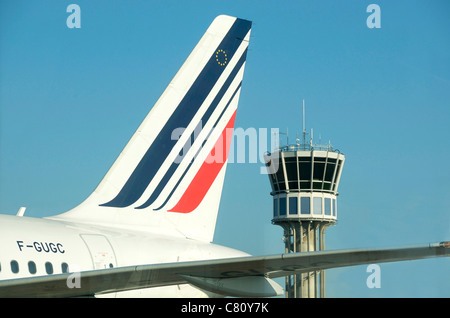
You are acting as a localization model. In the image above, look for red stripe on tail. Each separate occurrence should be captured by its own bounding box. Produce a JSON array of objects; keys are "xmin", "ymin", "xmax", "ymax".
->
[{"xmin": 168, "ymin": 111, "xmax": 237, "ymax": 213}]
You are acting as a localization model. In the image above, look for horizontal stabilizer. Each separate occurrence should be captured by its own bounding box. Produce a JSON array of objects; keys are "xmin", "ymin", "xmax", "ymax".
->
[{"xmin": 179, "ymin": 275, "xmax": 283, "ymax": 297}]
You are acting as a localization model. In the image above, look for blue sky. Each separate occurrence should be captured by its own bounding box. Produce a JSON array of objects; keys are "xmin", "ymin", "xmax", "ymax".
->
[{"xmin": 1, "ymin": 1, "xmax": 449, "ymax": 297}]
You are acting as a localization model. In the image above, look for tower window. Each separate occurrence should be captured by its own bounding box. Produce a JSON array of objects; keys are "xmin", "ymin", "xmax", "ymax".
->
[
  {"xmin": 279, "ymin": 197, "xmax": 287, "ymax": 216},
  {"xmin": 325, "ymin": 198, "xmax": 332, "ymax": 215},
  {"xmin": 325, "ymin": 162, "xmax": 336, "ymax": 182},
  {"xmin": 289, "ymin": 197, "xmax": 298, "ymax": 215},
  {"xmin": 313, "ymin": 197, "xmax": 322, "ymax": 215},
  {"xmin": 299, "ymin": 161, "xmax": 311, "ymax": 181},
  {"xmin": 301, "ymin": 197, "xmax": 310, "ymax": 214},
  {"xmin": 313, "ymin": 162, "xmax": 325, "ymax": 180},
  {"xmin": 273, "ymin": 198, "xmax": 278, "ymax": 217}
]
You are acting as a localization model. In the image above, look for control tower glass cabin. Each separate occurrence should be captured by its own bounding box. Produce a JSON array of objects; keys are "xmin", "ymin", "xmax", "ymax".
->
[{"xmin": 265, "ymin": 141, "xmax": 345, "ymax": 225}]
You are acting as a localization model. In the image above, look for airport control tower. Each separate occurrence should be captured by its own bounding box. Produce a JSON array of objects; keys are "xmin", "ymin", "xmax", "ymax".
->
[{"xmin": 265, "ymin": 102, "xmax": 345, "ymax": 298}]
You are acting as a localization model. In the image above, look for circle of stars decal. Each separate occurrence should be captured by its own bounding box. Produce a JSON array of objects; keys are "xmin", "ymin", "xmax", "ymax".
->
[{"xmin": 215, "ymin": 49, "xmax": 227, "ymax": 66}]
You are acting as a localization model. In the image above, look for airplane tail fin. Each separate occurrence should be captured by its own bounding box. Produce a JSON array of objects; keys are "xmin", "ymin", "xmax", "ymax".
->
[{"xmin": 53, "ymin": 15, "xmax": 252, "ymax": 242}]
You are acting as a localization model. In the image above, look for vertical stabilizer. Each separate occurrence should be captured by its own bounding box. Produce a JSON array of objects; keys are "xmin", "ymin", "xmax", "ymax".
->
[{"xmin": 53, "ymin": 16, "xmax": 252, "ymax": 242}]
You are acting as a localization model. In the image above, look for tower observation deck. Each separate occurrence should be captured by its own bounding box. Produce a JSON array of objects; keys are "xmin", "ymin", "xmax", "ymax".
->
[{"xmin": 264, "ymin": 103, "xmax": 345, "ymax": 298}]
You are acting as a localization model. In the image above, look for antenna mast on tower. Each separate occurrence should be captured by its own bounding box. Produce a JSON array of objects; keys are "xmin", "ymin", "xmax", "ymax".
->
[{"xmin": 302, "ymin": 99, "xmax": 306, "ymax": 145}]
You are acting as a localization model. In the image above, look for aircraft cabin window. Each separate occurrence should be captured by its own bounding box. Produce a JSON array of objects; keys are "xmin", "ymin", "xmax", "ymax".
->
[
  {"xmin": 45, "ymin": 262, "xmax": 53, "ymax": 275},
  {"xmin": 28, "ymin": 261, "xmax": 37, "ymax": 275},
  {"xmin": 10, "ymin": 260, "xmax": 19, "ymax": 274}
]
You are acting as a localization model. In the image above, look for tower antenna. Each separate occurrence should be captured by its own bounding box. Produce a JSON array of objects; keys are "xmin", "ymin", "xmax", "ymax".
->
[
  {"xmin": 302, "ymin": 99, "xmax": 306, "ymax": 145},
  {"xmin": 302, "ymin": 99, "xmax": 305, "ymax": 134}
]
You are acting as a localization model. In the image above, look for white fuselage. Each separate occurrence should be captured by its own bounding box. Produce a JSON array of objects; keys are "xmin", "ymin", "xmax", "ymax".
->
[{"xmin": 0, "ymin": 214, "xmax": 248, "ymax": 297}]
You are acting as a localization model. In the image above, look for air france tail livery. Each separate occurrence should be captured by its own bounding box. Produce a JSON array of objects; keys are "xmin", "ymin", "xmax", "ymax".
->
[{"xmin": 0, "ymin": 15, "xmax": 448, "ymax": 298}]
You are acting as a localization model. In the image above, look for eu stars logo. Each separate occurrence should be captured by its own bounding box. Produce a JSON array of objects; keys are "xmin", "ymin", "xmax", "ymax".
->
[{"xmin": 216, "ymin": 49, "xmax": 227, "ymax": 66}]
